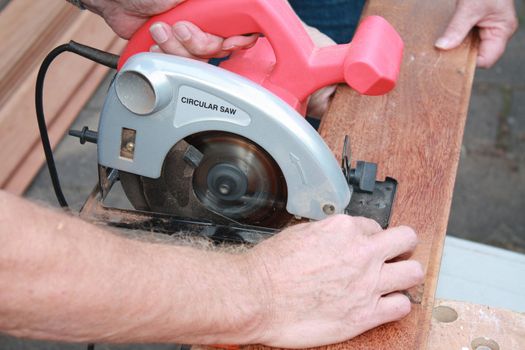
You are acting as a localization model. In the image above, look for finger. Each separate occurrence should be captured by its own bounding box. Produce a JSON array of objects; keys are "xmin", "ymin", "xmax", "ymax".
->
[
  {"xmin": 351, "ymin": 216, "xmax": 383, "ymax": 236},
  {"xmin": 313, "ymin": 215, "xmax": 382, "ymax": 238},
  {"xmin": 373, "ymin": 292, "xmax": 412, "ymax": 326},
  {"xmin": 150, "ymin": 22, "xmax": 196, "ymax": 58},
  {"xmin": 149, "ymin": 21, "xmax": 229, "ymax": 59},
  {"xmin": 477, "ymin": 21, "xmax": 516, "ymax": 68},
  {"xmin": 172, "ymin": 21, "xmax": 230, "ymax": 58},
  {"xmin": 370, "ymin": 225, "xmax": 418, "ymax": 261},
  {"xmin": 477, "ymin": 36, "xmax": 506, "ymax": 68},
  {"xmin": 222, "ymin": 34, "xmax": 260, "ymax": 51},
  {"xmin": 435, "ymin": 4, "xmax": 482, "ymax": 50},
  {"xmin": 378, "ymin": 260, "xmax": 424, "ymax": 295},
  {"xmin": 150, "ymin": 44, "xmax": 162, "ymax": 53},
  {"xmin": 307, "ymin": 85, "xmax": 337, "ymax": 118}
]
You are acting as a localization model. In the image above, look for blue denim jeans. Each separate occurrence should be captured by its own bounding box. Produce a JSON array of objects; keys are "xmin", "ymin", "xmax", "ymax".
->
[{"xmin": 289, "ymin": 0, "xmax": 366, "ymax": 44}]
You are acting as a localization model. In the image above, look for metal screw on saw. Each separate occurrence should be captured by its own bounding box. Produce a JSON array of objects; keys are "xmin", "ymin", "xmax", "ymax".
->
[
  {"xmin": 125, "ymin": 142, "xmax": 135, "ymax": 153},
  {"xmin": 323, "ymin": 204, "xmax": 336, "ymax": 215}
]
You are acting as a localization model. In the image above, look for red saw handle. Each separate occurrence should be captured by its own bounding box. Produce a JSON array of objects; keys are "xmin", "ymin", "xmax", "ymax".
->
[{"xmin": 119, "ymin": 0, "xmax": 403, "ymax": 113}]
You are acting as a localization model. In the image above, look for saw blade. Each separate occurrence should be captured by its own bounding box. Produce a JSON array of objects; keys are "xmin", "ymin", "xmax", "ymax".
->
[{"xmin": 120, "ymin": 132, "xmax": 291, "ymax": 229}]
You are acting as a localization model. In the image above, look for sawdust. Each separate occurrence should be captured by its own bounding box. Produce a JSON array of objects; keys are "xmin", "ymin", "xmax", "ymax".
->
[{"xmin": 113, "ymin": 228, "xmax": 251, "ymax": 254}]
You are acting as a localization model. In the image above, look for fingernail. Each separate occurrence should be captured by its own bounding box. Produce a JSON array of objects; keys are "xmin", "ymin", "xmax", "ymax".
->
[
  {"xmin": 222, "ymin": 44, "xmax": 238, "ymax": 50},
  {"xmin": 435, "ymin": 37, "xmax": 449, "ymax": 49},
  {"xmin": 150, "ymin": 23, "xmax": 169, "ymax": 44},
  {"xmin": 173, "ymin": 23, "xmax": 192, "ymax": 41},
  {"xmin": 150, "ymin": 44, "xmax": 162, "ymax": 53}
]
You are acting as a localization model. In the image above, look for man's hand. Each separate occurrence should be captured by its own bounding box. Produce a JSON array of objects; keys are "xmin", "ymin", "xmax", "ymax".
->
[
  {"xmin": 82, "ymin": 0, "xmax": 186, "ymax": 39},
  {"xmin": 81, "ymin": 0, "xmax": 259, "ymax": 57},
  {"xmin": 246, "ymin": 215, "xmax": 424, "ymax": 348},
  {"xmin": 435, "ymin": 0, "xmax": 518, "ymax": 68}
]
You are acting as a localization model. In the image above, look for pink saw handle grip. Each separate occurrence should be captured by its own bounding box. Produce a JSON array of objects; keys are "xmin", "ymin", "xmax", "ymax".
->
[
  {"xmin": 119, "ymin": 0, "xmax": 404, "ymax": 113},
  {"xmin": 119, "ymin": 0, "xmax": 313, "ymax": 70}
]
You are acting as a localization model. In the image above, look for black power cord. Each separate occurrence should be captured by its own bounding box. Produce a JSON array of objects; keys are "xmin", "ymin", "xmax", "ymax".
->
[
  {"xmin": 36, "ymin": 41, "xmax": 120, "ymax": 350},
  {"xmin": 36, "ymin": 40, "xmax": 119, "ymax": 208}
]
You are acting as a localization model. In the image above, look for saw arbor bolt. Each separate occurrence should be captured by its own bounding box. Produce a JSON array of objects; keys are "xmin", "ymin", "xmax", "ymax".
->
[{"xmin": 207, "ymin": 163, "xmax": 248, "ymax": 201}]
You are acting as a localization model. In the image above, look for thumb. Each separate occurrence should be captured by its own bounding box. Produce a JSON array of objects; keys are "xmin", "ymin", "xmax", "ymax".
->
[{"xmin": 435, "ymin": 5, "xmax": 481, "ymax": 50}]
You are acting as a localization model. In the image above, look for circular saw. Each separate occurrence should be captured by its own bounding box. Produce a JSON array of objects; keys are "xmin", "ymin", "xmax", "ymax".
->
[{"xmin": 95, "ymin": 0, "xmax": 403, "ymax": 233}]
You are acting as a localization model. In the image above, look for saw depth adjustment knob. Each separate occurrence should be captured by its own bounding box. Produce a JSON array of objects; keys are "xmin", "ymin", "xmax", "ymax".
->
[{"xmin": 349, "ymin": 161, "xmax": 378, "ymax": 193}]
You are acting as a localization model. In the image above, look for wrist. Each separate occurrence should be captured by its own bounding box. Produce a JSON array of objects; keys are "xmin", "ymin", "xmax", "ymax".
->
[
  {"xmin": 189, "ymin": 251, "xmax": 270, "ymax": 345},
  {"xmin": 233, "ymin": 249, "xmax": 279, "ymax": 346},
  {"xmin": 221, "ymin": 253, "xmax": 272, "ymax": 345},
  {"xmin": 144, "ymin": 244, "xmax": 270, "ymax": 345}
]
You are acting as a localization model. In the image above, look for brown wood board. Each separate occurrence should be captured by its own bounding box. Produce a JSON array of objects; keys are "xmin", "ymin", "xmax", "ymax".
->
[
  {"xmin": 0, "ymin": 6, "xmax": 125, "ymax": 194},
  {"xmin": 314, "ymin": 0, "xmax": 477, "ymax": 349}
]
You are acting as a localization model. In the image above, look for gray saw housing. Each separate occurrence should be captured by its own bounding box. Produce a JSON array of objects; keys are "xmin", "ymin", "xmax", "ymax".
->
[{"xmin": 97, "ymin": 53, "xmax": 351, "ymax": 221}]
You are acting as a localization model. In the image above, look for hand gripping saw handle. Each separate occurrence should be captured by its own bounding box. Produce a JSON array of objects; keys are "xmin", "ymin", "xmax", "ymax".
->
[{"xmin": 118, "ymin": 0, "xmax": 404, "ymax": 114}]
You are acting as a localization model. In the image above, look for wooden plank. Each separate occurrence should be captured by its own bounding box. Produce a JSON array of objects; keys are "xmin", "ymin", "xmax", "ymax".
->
[
  {"xmin": 312, "ymin": 0, "xmax": 478, "ymax": 349},
  {"xmin": 428, "ymin": 299, "xmax": 525, "ymax": 350},
  {"xmin": 0, "ymin": 10, "xmax": 125, "ymax": 193},
  {"xmin": 0, "ymin": 0, "xmax": 79, "ymax": 106},
  {"xmin": 2, "ymin": 40, "xmax": 125, "ymax": 194}
]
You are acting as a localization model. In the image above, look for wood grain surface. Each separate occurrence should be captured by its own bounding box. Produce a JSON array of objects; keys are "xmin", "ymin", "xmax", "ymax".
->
[
  {"xmin": 315, "ymin": 0, "xmax": 478, "ymax": 349},
  {"xmin": 0, "ymin": 0, "xmax": 125, "ymax": 194},
  {"xmin": 0, "ymin": 0, "xmax": 77, "ymax": 106}
]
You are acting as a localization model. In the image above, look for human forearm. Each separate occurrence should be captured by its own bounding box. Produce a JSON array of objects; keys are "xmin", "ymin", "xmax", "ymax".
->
[
  {"xmin": 0, "ymin": 189, "xmax": 424, "ymax": 348},
  {"xmin": 0, "ymin": 191, "xmax": 264, "ymax": 344}
]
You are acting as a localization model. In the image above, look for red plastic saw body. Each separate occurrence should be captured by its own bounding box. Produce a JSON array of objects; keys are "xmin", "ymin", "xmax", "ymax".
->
[{"xmin": 118, "ymin": 0, "xmax": 403, "ymax": 116}]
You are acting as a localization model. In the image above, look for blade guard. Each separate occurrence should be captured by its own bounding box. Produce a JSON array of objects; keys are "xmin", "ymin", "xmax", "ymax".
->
[
  {"xmin": 99, "ymin": 54, "xmax": 352, "ymax": 221},
  {"xmin": 118, "ymin": 0, "xmax": 403, "ymax": 114}
]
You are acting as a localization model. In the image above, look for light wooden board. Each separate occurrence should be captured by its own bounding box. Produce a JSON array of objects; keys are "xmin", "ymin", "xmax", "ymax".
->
[
  {"xmin": 315, "ymin": 0, "xmax": 477, "ymax": 349},
  {"xmin": 0, "ymin": 1, "xmax": 125, "ymax": 194},
  {"xmin": 428, "ymin": 299, "xmax": 525, "ymax": 350},
  {"xmin": 0, "ymin": 0, "xmax": 78, "ymax": 106}
]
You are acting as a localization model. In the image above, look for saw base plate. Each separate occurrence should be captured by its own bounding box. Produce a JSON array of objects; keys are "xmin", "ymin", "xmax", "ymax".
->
[{"xmin": 80, "ymin": 165, "xmax": 396, "ymax": 244}]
